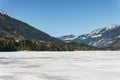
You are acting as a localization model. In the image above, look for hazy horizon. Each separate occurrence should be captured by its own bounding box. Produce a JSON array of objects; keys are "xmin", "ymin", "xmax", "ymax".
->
[{"xmin": 0, "ymin": 0, "xmax": 120, "ymax": 37}]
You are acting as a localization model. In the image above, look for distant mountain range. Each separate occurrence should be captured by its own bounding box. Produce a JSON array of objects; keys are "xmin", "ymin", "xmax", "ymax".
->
[
  {"xmin": 57, "ymin": 24, "xmax": 120, "ymax": 48},
  {"xmin": 0, "ymin": 9, "xmax": 120, "ymax": 50},
  {"xmin": 0, "ymin": 10, "xmax": 99, "ymax": 51},
  {"xmin": 0, "ymin": 10, "xmax": 61, "ymax": 42}
]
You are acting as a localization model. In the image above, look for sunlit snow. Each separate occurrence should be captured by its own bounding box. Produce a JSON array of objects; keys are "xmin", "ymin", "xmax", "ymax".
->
[
  {"xmin": 0, "ymin": 10, "xmax": 11, "ymax": 17},
  {"xmin": 91, "ymin": 34, "xmax": 102, "ymax": 38},
  {"xmin": 105, "ymin": 24, "xmax": 120, "ymax": 30},
  {"xmin": 0, "ymin": 51, "xmax": 120, "ymax": 80}
]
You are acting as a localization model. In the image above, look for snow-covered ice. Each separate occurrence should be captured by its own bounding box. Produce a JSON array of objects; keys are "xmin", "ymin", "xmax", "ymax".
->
[{"xmin": 0, "ymin": 51, "xmax": 120, "ymax": 80}]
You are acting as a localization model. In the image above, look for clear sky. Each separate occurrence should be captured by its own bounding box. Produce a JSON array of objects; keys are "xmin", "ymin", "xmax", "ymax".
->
[{"xmin": 0, "ymin": 0, "xmax": 120, "ymax": 37}]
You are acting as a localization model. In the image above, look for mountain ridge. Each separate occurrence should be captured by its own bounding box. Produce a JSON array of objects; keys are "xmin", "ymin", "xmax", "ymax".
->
[
  {"xmin": 0, "ymin": 9, "xmax": 119, "ymax": 49},
  {"xmin": 0, "ymin": 10, "xmax": 61, "ymax": 42},
  {"xmin": 57, "ymin": 24, "xmax": 120, "ymax": 47}
]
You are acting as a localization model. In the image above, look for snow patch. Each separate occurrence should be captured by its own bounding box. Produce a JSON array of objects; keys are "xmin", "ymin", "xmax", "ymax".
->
[
  {"xmin": 81, "ymin": 37, "xmax": 86, "ymax": 39},
  {"xmin": 88, "ymin": 28, "xmax": 102, "ymax": 37},
  {"xmin": 107, "ymin": 40, "xmax": 115, "ymax": 44},
  {"xmin": 91, "ymin": 34, "xmax": 102, "ymax": 38},
  {"xmin": 58, "ymin": 35, "xmax": 77, "ymax": 41},
  {"xmin": 116, "ymin": 35, "xmax": 120, "ymax": 38},
  {"xmin": 64, "ymin": 36, "xmax": 77, "ymax": 40}
]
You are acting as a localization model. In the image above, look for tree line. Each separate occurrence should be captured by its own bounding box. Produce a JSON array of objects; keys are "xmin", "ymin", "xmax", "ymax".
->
[{"xmin": 0, "ymin": 37, "xmax": 98, "ymax": 51}]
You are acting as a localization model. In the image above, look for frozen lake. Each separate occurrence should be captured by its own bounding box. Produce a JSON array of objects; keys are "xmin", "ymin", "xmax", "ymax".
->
[{"xmin": 0, "ymin": 51, "xmax": 120, "ymax": 80}]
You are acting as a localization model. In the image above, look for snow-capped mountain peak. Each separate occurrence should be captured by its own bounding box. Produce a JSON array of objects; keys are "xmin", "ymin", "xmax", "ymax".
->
[
  {"xmin": 105, "ymin": 24, "xmax": 120, "ymax": 30},
  {"xmin": 57, "ymin": 24, "xmax": 120, "ymax": 47},
  {"xmin": 0, "ymin": 10, "xmax": 11, "ymax": 17},
  {"xmin": 0, "ymin": 10, "xmax": 8, "ymax": 15}
]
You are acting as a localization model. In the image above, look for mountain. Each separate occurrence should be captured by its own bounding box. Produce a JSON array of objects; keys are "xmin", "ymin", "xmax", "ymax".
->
[
  {"xmin": 0, "ymin": 10, "xmax": 61, "ymax": 42},
  {"xmin": 112, "ymin": 38, "xmax": 120, "ymax": 47},
  {"xmin": 0, "ymin": 10, "xmax": 97, "ymax": 51},
  {"xmin": 57, "ymin": 34, "xmax": 77, "ymax": 42},
  {"xmin": 58, "ymin": 24, "xmax": 120, "ymax": 47}
]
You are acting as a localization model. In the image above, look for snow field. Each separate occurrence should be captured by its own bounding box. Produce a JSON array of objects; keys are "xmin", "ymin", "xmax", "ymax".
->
[{"xmin": 0, "ymin": 51, "xmax": 120, "ymax": 80}]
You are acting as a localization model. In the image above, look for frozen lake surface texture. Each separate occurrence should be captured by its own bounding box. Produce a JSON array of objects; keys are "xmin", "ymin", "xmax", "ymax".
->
[{"xmin": 0, "ymin": 51, "xmax": 120, "ymax": 80}]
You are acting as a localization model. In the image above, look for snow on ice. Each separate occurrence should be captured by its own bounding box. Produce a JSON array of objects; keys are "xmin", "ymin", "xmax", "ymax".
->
[{"xmin": 0, "ymin": 51, "xmax": 120, "ymax": 80}]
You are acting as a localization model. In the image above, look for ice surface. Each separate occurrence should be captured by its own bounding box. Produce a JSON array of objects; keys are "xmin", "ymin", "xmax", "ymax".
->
[{"xmin": 0, "ymin": 51, "xmax": 120, "ymax": 80}]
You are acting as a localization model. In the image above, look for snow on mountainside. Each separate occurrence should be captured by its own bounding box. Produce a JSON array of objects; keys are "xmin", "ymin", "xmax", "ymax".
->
[
  {"xmin": 87, "ymin": 28, "xmax": 103, "ymax": 37},
  {"xmin": 57, "ymin": 35, "xmax": 77, "ymax": 42},
  {"xmin": 82, "ymin": 24, "xmax": 120, "ymax": 47},
  {"xmin": 57, "ymin": 24, "xmax": 120, "ymax": 47},
  {"xmin": 0, "ymin": 10, "xmax": 11, "ymax": 17}
]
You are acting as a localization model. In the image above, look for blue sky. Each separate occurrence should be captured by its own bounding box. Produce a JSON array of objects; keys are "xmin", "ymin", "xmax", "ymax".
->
[{"xmin": 0, "ymin": 0, "xmax": 120, "ymax": 37}]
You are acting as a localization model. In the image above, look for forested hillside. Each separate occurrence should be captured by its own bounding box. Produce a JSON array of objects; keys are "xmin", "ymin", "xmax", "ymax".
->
[{"xmin": 0, "ymin": 37, "xmax": 97, "ymax": 51}]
